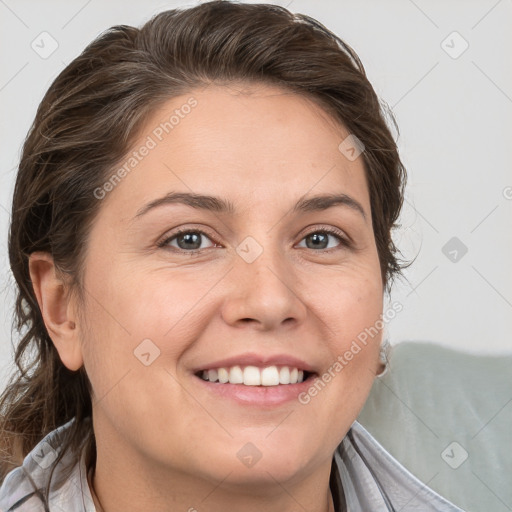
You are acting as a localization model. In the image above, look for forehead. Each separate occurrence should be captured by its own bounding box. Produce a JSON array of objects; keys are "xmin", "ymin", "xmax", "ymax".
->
[{"xmin": 97, "ymin": 83, "xmax": 370, "ymax": 221}]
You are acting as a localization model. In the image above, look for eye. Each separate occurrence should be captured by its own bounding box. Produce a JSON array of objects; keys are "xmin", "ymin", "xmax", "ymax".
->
[
  {"xmin": 157, "ymin": 229, "xmax": 218, "ymax": 253},
  {"xmin": 157, "ymin": 226, "xmax": 351, "ymax": 255},
  {"xmin": 296, "ymin": 227, "xmax": 350, "ymax": 252}
]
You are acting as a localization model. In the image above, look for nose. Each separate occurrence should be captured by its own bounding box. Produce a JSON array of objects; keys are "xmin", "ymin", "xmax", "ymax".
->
[{"xmin": 220, "ymin": 241, "xmax": 308, "ymax": 331}]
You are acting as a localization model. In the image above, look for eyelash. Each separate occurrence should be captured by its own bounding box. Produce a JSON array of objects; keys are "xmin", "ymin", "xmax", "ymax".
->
[{"xmin": 156, "ymin": 226, "xmax": 352, "ymax": 255}]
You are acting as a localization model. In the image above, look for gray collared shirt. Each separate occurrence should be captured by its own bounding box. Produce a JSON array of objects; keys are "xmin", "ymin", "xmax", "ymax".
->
[{"xmin": 0, "ymin": 418, "xmax": 465, "ymax": 511}]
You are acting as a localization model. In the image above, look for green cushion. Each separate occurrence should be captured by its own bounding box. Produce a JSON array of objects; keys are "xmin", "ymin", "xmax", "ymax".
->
[{"xmin": 357, "ymin": 341, "xmax": 512, "ymax": 512}]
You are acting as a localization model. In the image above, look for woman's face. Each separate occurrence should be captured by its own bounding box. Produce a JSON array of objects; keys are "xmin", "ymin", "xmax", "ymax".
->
[{"xmin": 77, "ymin": 83, "xmax": 383, "ymax": 488}]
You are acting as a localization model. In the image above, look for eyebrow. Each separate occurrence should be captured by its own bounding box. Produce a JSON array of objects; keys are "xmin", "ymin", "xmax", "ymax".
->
[{"xmin": 134, "ymin": 191, "xmax": 367, "ymax": 221}]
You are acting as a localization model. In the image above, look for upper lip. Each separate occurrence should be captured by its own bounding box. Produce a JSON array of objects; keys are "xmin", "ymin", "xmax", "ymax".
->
[{"xmin": 192, "ymin": 352, "xmax": 317, "ymax": 374}]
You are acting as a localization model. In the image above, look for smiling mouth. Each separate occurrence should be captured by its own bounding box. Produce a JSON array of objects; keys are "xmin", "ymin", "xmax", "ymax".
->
[{"xmin": 194, "ymin": 365, "xmax": 315, "ymax": 386}]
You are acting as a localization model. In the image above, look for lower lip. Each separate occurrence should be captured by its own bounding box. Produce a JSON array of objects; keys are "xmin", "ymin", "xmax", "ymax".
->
[{"xmin": 193, "ymin": 374, "xmax": 315, "ymax": 407}]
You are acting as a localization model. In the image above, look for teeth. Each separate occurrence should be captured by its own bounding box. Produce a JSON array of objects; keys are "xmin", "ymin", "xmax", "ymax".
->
[
  {"xmin": 261, "ymin": 366, "xmax": 280, "ymax": 386},
  {"xmin": 279, "ymin": 366, "xmax": 290, "ymax": 384},
  {"xmin": 218, "ymin": 367, "xmax": 229, "ymax": 383},
  {"xmin": 199, "ymin": 365, "xmax": 307, "ymax": 386},
  {"xmin": 243, "ymin": 366, "xmax": 261, "ymax": 386},
  {"xmin": 229, "ymin": 365, "xmax": 243, "ymax": 384}
]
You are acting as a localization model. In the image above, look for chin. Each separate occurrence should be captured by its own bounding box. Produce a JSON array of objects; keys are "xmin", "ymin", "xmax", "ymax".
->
[{"xmin": 194, "ymin": 437, "xmax": 320, "ymax": 488}]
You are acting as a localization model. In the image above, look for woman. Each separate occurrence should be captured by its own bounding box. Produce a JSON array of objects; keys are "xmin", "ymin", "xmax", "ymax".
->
[{"xmin": 0, "ymin": 1, "xmax": 464, "ymax": 510}]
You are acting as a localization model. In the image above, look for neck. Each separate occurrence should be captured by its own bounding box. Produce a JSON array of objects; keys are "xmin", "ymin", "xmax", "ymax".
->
[
  {"xmin": 88, "ymin": 439, "xmax": 337, "ymax": 512},
  {"xmin": 89, "ymin": 465, "xmax": 336, "ymax": 512}
]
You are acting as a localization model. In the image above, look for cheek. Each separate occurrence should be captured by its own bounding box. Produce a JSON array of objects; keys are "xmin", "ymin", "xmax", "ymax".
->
[
  {"xmin": 342, "ymin": 272, "xmax": 383, "ymax": 365},
  {"xmin": 343, "ymin": 280, "xmax": 383, "ymax": 350},
  {"xmin": 303, "ymin": 267, "xmax": 383, "ymax": 401},
  {"xmin": 291, "ymin": 271, "xmax": 383, "ymax": 458},
  {"xmin": 79, "ymin": 262, "xmax": 210, "ymax": 384},
  {"xmin": 305, "ymin": 259, "xmax": 383, "ymax": 346}
]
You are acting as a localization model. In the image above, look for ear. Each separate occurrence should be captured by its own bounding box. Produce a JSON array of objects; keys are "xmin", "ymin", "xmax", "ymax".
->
[
  {"xmin": 28, "ymin": 251, "xmax": 83, "ymax": 371},
  {"xmin": 375, "ymin": 339, "xmax": 390, "ymax": 377}
]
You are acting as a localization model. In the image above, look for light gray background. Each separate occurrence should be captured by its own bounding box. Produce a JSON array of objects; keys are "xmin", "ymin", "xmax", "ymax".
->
[{"xmin": 1, "ymin": 0, "xmax": 511, "ymax": 389}]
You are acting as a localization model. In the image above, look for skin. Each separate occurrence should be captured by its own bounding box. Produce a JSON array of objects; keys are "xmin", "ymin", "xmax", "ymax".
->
[{"xmin": 29, "ymin": 83, "xmax": 385, "ymax": 512}]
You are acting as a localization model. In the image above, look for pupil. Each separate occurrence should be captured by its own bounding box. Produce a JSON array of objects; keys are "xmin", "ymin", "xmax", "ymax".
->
[
  {"xmin": 308, "ymin": 233, "xmax": 327, "ymax": 249},
  {"xmin": 179, "ymin": 232, "xmax": 201, "ymax": 250}
]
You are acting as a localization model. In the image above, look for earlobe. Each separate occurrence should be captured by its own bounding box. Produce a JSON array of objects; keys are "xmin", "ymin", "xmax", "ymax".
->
[
  {"xmin": 28, "ymin": 251, "xmax": 84, "ymax": 371},
  {"xmin": 375, "ymin": 360, "xmax": 387, "ymax": 376},
  {"xmin": 375, "ymin": 339, "xmax": 390, "ymax": 377}
]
